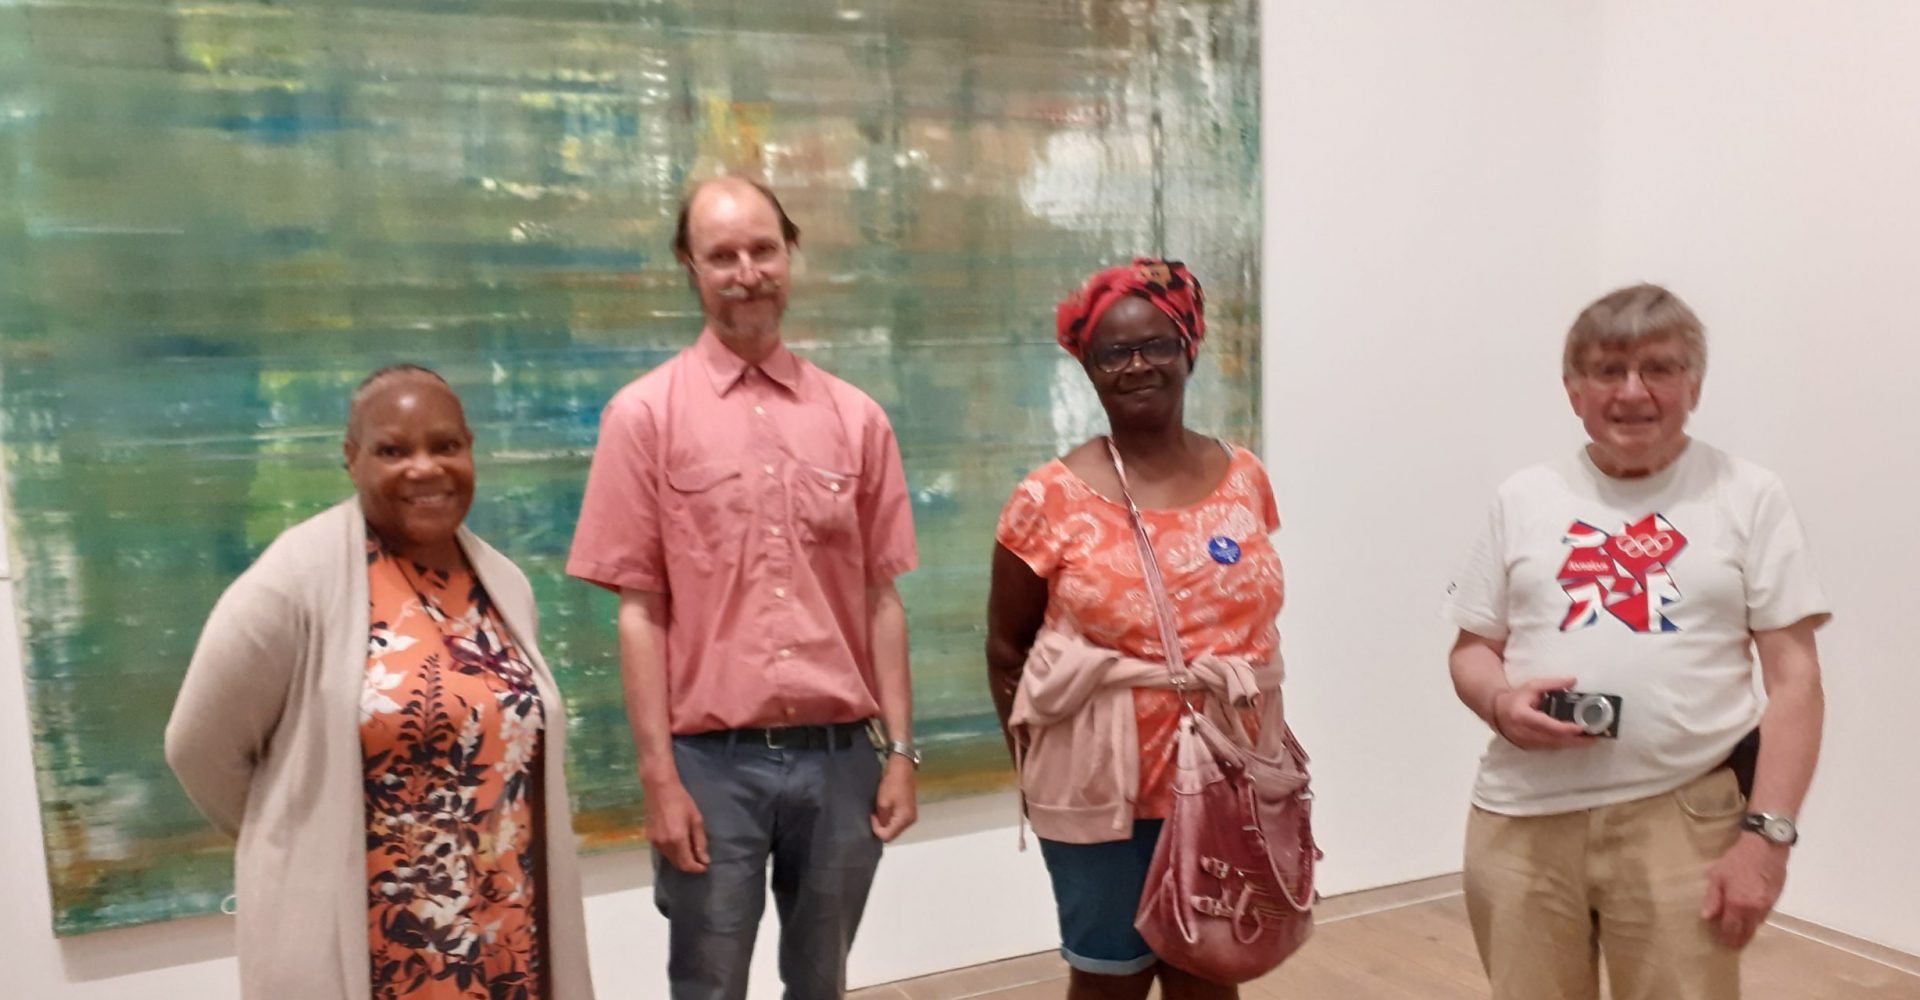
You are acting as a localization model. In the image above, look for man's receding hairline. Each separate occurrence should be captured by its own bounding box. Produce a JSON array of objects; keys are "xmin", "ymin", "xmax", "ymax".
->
[
  {"xmin": 689, "ymin": 176, "xmax": 776, "ymax": 210},
  {"xmin": 685, "ymin": 179, "xmax": 780, "ymax": 238}
]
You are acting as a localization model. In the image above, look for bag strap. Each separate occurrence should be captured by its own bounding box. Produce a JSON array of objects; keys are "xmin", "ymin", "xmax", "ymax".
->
[{"xmin": 1104, "ymin": 437, "xmax": 1193, "ymax": 699}]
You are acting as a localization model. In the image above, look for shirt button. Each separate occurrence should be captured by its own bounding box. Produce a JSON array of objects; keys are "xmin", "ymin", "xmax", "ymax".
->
[
  {"xmin": 785, "ymin": 707, "xmax": 796, "ymax": 717},
  {"xmin": 774, "ymin": 587, "xmax": 787, "ymax": 599},
  {"xmin": 778, "ymin": 648, "xmax": 792, "ymax": 659},
  {"xmin": 763, "ymin": 464, "xmax": 776, "ymax": 476},
  {"xmin": 1177, "ymin": 589, "xmax": 1191, "ymax": 600},
  {"xmin": 828, "ymin": 482, "xmax": 841, "ymax": 493},
  {"xmin": 753, "ymin": 405, "xmax": 766, "ymax": 416},
  {"xmin": 769, "ymin": 526, "xmax": 782, "ymax": 538}
]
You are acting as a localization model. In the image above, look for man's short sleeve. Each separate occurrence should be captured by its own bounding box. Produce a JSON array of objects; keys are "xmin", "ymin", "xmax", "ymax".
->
[
  {"xmin": 567, "ymin": 389, "xmax": 667, "ymax": 594},
  {"xmin": 857, "ymin": 403, "xmax": 918, "ymax": 583},
  {"xmin": 1745, "ymin": 476, "xmax": 1831, "ymax": 632},
  {"xmin": 1445, "ymin": 493, "xmax": 1511, "ymax": 641}
]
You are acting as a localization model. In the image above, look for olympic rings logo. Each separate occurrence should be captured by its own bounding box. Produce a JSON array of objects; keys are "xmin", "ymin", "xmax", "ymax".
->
[{"xmin": 1613, "ymin": 532, "xmax": 1676, "ymax": 558}]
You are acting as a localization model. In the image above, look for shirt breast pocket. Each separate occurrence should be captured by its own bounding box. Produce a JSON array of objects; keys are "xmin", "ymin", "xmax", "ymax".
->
[
  {"xmin": 794, "ymin": 465, "xmax": 860, "ymax": 546},
  {"xmin": 666, "ymin": 461, "xmax": 746, "ymax": 565}
]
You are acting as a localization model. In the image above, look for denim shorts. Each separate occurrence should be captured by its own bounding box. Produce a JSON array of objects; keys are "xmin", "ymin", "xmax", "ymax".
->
[{"xmin": 1037, "ymin": 819, "xmax": 1164, "ymax": 975}]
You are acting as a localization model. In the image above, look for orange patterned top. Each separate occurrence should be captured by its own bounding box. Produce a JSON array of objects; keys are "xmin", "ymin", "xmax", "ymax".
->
[
  {"xmin": 996, "ymin": 445, "xmax": 1285, "ymax": 818},
  {"xmin": 362, "ymin": 534, "xmax": 546, "ymax": 1000}
]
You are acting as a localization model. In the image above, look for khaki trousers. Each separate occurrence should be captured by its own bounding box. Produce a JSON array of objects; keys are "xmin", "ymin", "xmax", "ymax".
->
[{"xmin": 1464, "ymin": 767, "xmax": 1747, "ymax": 1000}]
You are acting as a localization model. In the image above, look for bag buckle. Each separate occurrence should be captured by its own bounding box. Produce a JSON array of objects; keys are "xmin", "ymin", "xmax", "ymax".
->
[
  {"xmin": 1200, "ymin": 856, "xmax": 1232, "ymax": 879},
  {"xmin": 1190, "ymin": 894, "xmax": 1234, "ymax": 918}
]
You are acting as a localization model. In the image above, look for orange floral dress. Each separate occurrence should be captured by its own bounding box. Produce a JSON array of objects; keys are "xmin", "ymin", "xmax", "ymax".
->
[
  {"xmin": 362, "ymin": 533, "xmax": 546, "ymax": 1000},
  {"xmin": 996, "ymin": 445, "xmax": 1285, "ymax": 819}
]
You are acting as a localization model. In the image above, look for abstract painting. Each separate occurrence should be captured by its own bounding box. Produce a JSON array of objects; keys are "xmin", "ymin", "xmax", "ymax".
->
[{"xmin": 0, "ymin": 0, "xmax": 1261, "ymax": 933}]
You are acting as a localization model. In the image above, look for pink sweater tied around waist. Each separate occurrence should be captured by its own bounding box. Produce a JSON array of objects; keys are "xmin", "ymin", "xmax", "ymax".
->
[{"xmin": 1009, "ymin": 626, "xmax": 1285, "ymax": 846}]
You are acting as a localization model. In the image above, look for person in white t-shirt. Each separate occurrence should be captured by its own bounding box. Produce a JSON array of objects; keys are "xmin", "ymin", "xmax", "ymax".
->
[{"xmin": 1444, "ymin": 283, "xmax": 1829, "ymax": 1000}]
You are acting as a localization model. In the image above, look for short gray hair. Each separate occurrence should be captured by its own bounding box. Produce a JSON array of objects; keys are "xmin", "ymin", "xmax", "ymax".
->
[{"xmin": 1562, "ymin": 283, "xmax": 1707, "ymax": 378}]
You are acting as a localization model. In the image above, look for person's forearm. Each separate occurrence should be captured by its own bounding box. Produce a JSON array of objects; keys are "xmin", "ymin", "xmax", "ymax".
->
[
  {"xmin": 868, "ymin": 582, "xmax": 912, "ymax": 744},
  {"xmin": 982, "ymin": 636, "xmax": 1037, "ymax": 765},
  {"xmin": 1748, "ymin": 673, "xmax": 1822, "ymax": 817},
  {"xmin": 167, "ymin": 584, "xmax": 298, "ymax": 838},
  {"xmin": 1748, "ymin": 622, "xmax": 1825, "ymax": 820},
  {"xmin": 618, "ymin": 588, "xmax": 678, "ymax": 790},
  {"xmin": 985, "ymin": 646, "xmax": 1024, "ymax": 732},
  {"xmin": 1449, "ymin": 636, "xmax": 1510, "ymax": 726},
  {"xmin": 984, "ymin": 544, "xmax": 1046, "ymax": 757}
]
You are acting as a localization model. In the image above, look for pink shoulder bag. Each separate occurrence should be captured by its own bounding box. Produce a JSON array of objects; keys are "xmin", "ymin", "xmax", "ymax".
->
[{"xmin": 1107, "ymin": 438, "xmax": 1320, "ymax": 984}]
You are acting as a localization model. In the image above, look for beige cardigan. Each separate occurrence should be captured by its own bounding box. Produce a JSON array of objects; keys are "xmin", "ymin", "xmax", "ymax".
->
[{"xmin": 165, "ymin": 498, "xmax": 594, "ymax": 1000}]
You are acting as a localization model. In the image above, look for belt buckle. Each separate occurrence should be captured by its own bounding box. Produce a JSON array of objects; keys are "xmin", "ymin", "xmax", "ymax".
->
[{"xmin": 763, "ymin": 727, "xmax": 790, "ymax": 750}]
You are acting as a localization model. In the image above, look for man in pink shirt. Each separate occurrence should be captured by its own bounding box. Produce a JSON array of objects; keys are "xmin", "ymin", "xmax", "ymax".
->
[{"xmin": 568, "ymin": 177, "xmax": 920, "ymax": 1000}]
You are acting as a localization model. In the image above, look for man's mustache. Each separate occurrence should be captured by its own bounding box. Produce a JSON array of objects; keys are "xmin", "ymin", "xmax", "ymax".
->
[{"xmin": 717, "ymin": 279, "xmax": 783, "ymax": 301}]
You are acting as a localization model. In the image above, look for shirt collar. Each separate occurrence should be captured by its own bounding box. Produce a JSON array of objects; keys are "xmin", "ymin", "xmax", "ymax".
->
[{"xmin": 694, "ymin": 328, "xmax": 802, "ymax": 396}]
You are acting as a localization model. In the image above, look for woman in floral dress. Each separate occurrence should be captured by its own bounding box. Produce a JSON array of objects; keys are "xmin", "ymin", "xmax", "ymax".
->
[{"xmin": 168, "ymin": 365, "xmax": 594, "ymax": 1000}]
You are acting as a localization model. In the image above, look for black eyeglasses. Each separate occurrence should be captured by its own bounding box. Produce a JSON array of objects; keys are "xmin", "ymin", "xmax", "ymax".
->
[{"xmin": 1090, "ymin": 336, "xmax": 1186, "ymax": 373}]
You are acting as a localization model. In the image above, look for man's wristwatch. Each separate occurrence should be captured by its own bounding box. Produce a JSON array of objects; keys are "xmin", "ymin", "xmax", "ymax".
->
[
  {"xmin": 885, "ymin": 740, "xmax": 922, "ymax": 769},
  {"xmin": 1741, "ymin": 812, "xmax": 1799, "ymax": 847}
]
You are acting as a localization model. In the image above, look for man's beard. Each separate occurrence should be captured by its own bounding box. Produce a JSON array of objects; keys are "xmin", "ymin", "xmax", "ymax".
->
[{"xmin": 710, "ymin": 281, "xmax": 785, "ymax": 340}]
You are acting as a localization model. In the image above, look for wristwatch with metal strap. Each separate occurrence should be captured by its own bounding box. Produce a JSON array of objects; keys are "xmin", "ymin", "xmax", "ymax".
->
[
  {"xmin": 885, "ymin": 740, "xmax": 922, "ymax": 768},
  {"xmin": 1741, "ymin": 812, "xmax": 1799, "ymax": 846}
]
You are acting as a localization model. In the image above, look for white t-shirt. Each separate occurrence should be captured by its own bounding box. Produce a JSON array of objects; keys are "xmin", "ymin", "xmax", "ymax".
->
[{"xmin": 1445, "ymin": 439, "xmax": 1830, "ymax": 816}]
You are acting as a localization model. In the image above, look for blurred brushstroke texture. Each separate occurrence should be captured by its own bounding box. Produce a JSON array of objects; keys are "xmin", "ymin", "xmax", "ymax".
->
[{"xmin": 0, "ymin": 0, "xmax": 1261, "ymax": 933}]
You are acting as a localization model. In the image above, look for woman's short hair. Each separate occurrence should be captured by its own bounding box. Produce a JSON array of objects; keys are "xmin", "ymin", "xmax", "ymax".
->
[
  {"xmin": 346, "ymin": 364, "xmax": 455, "ymax": 442},
  {"xmin": 1562, "ymin": 283, "xmax": 1707, "ymax": 378}
]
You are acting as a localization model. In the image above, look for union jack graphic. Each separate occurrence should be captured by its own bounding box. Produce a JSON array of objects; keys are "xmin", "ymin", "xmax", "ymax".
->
[{"xmin": 1557, "ymin": 513, "xmax": 1688, "ymax": 633}]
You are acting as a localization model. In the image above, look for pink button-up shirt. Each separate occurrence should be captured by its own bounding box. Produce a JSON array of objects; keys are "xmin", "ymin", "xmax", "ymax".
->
[{"xmin": 567, "ymin": 331, "xmax": 918, "ymax": 734}]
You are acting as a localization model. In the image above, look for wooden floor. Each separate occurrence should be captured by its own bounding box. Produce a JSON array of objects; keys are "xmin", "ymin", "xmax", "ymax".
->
[{"xmin": 852, "ymin": 882, "xmax": 1920, "ymax": 1000}]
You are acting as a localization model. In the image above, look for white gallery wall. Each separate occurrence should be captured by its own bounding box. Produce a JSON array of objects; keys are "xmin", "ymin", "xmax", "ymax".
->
[
  {"xmin": 1591, "ymin": 0, "xmax": 1920, "ymax": 958},
  {"xmin": 1260, "ymin": 0, "xmax": 1604, "ymax": 899},
  {"xmin": 3, "ymin": 2, "xmax": 1916, "ymax": 997}
]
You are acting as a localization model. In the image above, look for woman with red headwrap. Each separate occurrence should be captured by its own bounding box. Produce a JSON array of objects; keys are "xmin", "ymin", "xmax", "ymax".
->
[{"xmin": 985, "ymin": 259, "xmax": 1290, "ymax": 998}]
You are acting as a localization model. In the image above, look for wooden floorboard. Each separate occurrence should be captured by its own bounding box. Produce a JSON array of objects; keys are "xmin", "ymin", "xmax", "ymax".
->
[{"xmin": 854, "ymin": 888, "xmax": 1920, "ymax": 999}]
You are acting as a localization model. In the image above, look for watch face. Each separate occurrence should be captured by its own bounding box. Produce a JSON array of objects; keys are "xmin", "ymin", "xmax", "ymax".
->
[{"xmin": 1764, "ymin": 817, "xmax": 1795, "ymax": 842}]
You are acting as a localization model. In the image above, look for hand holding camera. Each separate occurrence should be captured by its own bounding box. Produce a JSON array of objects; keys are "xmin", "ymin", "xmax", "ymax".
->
[
  {"xmin": 1540, "ymin": 688, "xmax": 1623, "ymax": 739},
  {"xmin": 1489, "ymin": 675, "xmax": 1605, "ymax": 750}
]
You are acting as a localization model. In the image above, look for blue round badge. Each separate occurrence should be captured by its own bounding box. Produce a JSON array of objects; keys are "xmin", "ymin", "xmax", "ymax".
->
[{"xmin": 1207, "ymin": 535, "xmax": 1242, "ymax": 565}]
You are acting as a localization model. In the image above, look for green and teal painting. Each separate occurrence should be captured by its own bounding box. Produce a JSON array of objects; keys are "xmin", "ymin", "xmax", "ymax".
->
[{"xmin": 0, "ymin": 0, "xmax": 1260, "ymax": 934}]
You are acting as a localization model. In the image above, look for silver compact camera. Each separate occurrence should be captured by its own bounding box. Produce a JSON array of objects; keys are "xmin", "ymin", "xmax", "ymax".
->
[{"xmin": 1540, "ymin": 689, "xmax": 1622, "ymax": 739}]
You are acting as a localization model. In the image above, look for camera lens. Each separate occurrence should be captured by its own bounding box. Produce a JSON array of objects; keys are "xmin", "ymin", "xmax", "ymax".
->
[{"xmin": 1573, "ymin": 695, "xmax": 1615, "ymax": 735}]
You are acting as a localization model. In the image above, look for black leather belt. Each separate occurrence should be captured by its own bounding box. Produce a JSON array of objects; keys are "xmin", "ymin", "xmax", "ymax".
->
[{"xmin": 685, "ymin": 720, "xmax": 871, "ymax": 751}]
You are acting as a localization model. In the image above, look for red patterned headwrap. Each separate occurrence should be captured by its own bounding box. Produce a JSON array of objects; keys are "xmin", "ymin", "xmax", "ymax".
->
[{"xmin": 1054, "ymin": 257, "xmax": 1206, "ymax": 361}]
